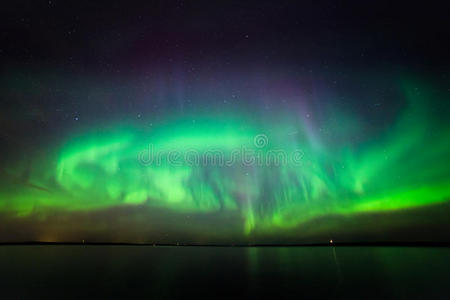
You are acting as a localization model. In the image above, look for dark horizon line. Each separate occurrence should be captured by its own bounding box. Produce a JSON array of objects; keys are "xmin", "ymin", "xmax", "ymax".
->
[{"xmin": 1, "ymin": 241, "xmax": 450, "ymax": 247}]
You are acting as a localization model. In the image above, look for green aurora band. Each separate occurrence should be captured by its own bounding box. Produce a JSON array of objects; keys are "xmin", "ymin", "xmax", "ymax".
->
[{"xmin": 0, "ymin": 78, "xmax": 449, "ymax": 240}]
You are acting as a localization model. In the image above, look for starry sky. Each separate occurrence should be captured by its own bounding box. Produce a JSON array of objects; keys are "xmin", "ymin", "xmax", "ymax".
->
[{"xmin": 0, "ymin": 0, "xmax": 449, "ymax": 244}]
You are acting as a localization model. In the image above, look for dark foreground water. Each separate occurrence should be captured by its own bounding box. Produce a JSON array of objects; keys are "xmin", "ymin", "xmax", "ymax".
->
[{"xmin": 1, "ymin": 246, "xmax": 449, "ymax": 299}]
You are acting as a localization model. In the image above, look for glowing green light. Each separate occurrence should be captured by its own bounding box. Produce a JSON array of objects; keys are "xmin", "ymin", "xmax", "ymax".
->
[{"xmin": 0, "ymin": 79, "xmax": 449, "ymax": 238}]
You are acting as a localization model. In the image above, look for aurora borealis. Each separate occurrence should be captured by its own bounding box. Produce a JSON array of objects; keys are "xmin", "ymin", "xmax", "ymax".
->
[
  {"xmin": 1, "ymin": 1, "xmax": 449, "ymax": 244},
  {"xmin": 1, "ymin": 72, "xmax": 449, "ymax": 243}
]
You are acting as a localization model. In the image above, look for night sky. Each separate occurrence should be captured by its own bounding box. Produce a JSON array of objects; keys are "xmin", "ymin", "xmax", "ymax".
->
[{"xmin": 0, "ymin": 1, "xmax": 449, "ymax": 244}]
